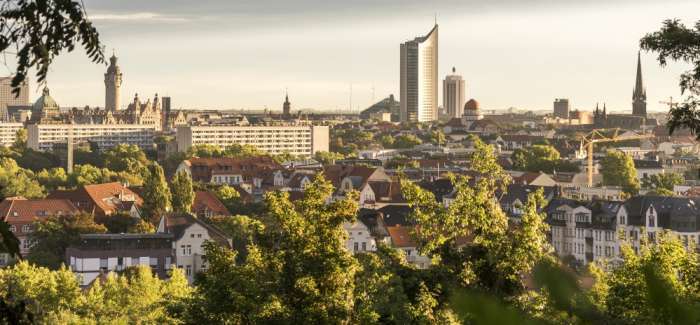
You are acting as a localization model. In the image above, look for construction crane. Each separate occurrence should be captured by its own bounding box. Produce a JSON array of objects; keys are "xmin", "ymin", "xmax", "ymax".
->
[
  {"xmin": 659, "ymin": 96, "xmax": 679, "ymax": 110},
  {"xmin": 580, "ymin": 128, "xmax": 654, "ymax": 187}
]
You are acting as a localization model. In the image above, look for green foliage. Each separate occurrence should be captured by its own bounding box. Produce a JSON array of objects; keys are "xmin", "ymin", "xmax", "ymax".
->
[
  {"xmin": 171, "ymin": 171, "xmax": 195, "ymax": 213},
  {"xmin": 641, "ymin": 173, "xmax": 684, "ymax": 194},
  {"xmin": 394, "ymin": 134, "xmax": 423, "ymax": 149},
  {"xmin": 641, "ymin": 19, "xmax": 700, "ymax": 138},
  {"xmin": 385, "ymin": 155, "xmax": 419, "ymax": 169},
  {"xmin": 102, "ymin": 213, "xmax": 154, "ymax": 234},
  {"xmin": 141, "ymin": 164, "xmax": 172, "ymax": 222},
  {"xmin": 0, "ymin": 157, "xmax": 45, "ymax": 199},
  {"xmin": 0, "ymin": 262, "xmax": 191, "ymax": 323},
  {"xmin": 512, "ymin": 145, "xmax": 578, "ymax": 173},
  {"xmin": 35, "ymin": 167, "xmax": 68, "ymax": 191},
  {"xmin": 190, "ymin": 174, "xmax": 361, "ymax": 323},
  {"xmin": 12, "ymin": 129, "xmax": 27, "ymax": 151},
  {"xmin": 0, "ymin": 220, "xmax": 20, "ymax": 259},
  {"xmin": 429, "ymin": 130, "xmax": 446, "ymax": 146},
  {"xmin": 600, "ymin": 150, "xmax": 640, "ymax": 194},
  {"xmin": 0, "ymin": 0, "xmax": 105, "ymax": 93},
  {"xmin": 314, "ymin": 150, "xmax": 345, "ymax": 165},
  {"xmin": 103, "ymin": 144, "xmax": 150, "ymax": 174},
  {"xmin": 27, "ymin": 213, "xmax": 107, "ymax": 269}
]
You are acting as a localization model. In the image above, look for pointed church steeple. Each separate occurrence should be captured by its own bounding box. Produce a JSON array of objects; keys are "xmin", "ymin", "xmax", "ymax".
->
[{"xmin": 632, "ymin": 51, "xmax": 647, "ymax": 117}]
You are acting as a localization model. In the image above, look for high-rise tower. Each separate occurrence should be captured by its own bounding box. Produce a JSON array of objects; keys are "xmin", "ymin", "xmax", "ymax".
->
[
  {"xmin": 283, "ymin": 92, "xmax": 291, "ymax": 118},
  {"xmin": 400, "ymin": 24, "xmax": 438, "ymax": 123},
  {"xmin": 104, "ymin": 52, "xmax": 123, "ymax": 111},
  {"xmin": 443, "ymin": 67, "xmax": 465, "ymax": 119},
  {"xmin": 632, "ymin": 52, "xmax": 646, "ymax": 117}
]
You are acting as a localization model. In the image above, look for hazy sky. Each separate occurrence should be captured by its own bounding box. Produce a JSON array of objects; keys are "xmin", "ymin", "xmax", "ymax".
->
[{"xmin": 16, "ymin": 0, "xmax": 700, "ymax": 113}]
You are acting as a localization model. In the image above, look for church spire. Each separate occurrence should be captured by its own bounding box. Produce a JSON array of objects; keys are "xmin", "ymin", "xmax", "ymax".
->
[
  {"xmin": 633, "ymin": 51, "xmax": 645, "ymax": 99},
  {"xmin": 632, "ymin": 51, "xmax": 647, "ymax": 117}
]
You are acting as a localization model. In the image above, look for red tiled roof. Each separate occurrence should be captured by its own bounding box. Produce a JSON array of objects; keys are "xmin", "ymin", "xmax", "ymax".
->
[
  {"xmin": 387, "ymin": 225, "xmax": 417, "ymax": 248},
  {"xmin": 83, "ymin": 182, "xmax": 143, "ymax": 214},
  {"xmin": 193, "ymin": 191, "xmax": 230, "ymax": 216},
  {"xmin": 0, "ymin": 197, "xmax": 78, "ymax": 224}
]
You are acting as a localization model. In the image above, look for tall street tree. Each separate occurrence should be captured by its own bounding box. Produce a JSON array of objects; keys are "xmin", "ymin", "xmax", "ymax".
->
[
  {"xmin": 171, "ymin": 171, "xmax": 195, "ymax": 213},
  {"xmin": 600, "ymin": 150, "xmax": 640, "ymax": 195},
  {"xmin": 141, "ymin": 163, "xmax": 172, "ymax": 222}
]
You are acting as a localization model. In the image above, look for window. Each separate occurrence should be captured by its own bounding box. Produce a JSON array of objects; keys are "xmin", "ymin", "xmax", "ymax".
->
[
  {"xmin": 181, "ymin": 245, "xmax": 186, "ymax": 255},
  {"xmin": 22, "ymin": 239, "xmax": 30, "ymax": 249},
  {"xmin": 191, "ymin": 234, "xmax": 195, "ymax": 238},
  {"xmin": 197, "ymin": 234, "xmax": 202, "ymax": 238},
  {"xmin": 9, "ymin": 225, "xmax": 15, "ymax": 232},
  {"xmin": 353, "ymin": 242, "xmax": 358, "ymax": 252},
  {"xmin": 186, "ymin": 245, "xmax": 192, "ymax": 256},
  {"xmin": 21, "ymin": 225, "xmax": 31, "ymax": 233},
  {"xmin": 619, "ymin": 215, "xmax": 626, "ymax": 225},
  {"xmin": 361, "ymin": 242, "xmax": 367, "ymax": 251},
  {"xmin": 100, "ymin": 258, "xmax": 108, "ymax": 271},
  {"xmin": 165, "ymin": 257, "xmax": 172, "ymax": 269},
  {"xmin": 186, "ymin": 265, "xmax": 192, "ymax": 276},
  {"xmin": 648, "ymin": 214, "xmax": 655, "ymax": 228}
]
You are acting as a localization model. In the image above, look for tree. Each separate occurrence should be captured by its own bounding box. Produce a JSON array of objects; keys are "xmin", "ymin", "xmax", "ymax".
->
[
  {"xmin": 590, "ymin": 233, "xmax": 700, "ymax": 324},
  {"xmin": 171, "ymin": 171, "xmax": 195, "ymax": 213},
  {"xmin": 512, "ymin": 145, "xmax": 562, "ymax": 173},
  {"xmin": 35, "ymin": 167, "xmax": 68, "ymax": 191},
  {"xmin": 400, "ymin": 137, "xmax": 550, "ymax": 296},
  {"xmin": 103, "ymin": 144, "xmax": 149, "ymax": 174},
  {"xmin": 11, "ymin": 129, "xmax": 26, "ymax": 151},
  {"xmin": 600, "ymin": 150, "xmax": 640, "ymax": 194},
  {"xmin": 141, "ymin": 164, "xmax": 172, "ymax": 222},
  {"xmin": 27, "ymin": 212, "xmax": 107, "ymax": 269},
  {"xmin": 190, "ymin": 174, "xmax": 361, "ymax": 323},
  {"xmin": 314, "ymin": 151, "xmax": 345, "ymax": 165},
  {"xmin": 0, "ymin": 157, "xmax": 45, "ymax": 199},
  {"xmin": 640, "ymin": 19, "xmax": 700, "ymax": 137},
  {"xmin": 394, "ymin": 134, "xmax": 422, "ymax": 149},
  {"xmin": 641, "ymin": 173, "xmax": 684, "ymax": 196},
  {"xmin": 429, "ymin": 130, "xmax": 446, "ymax": 147},
  {"xmin": 0, "ymin": 0, "xmax": 104, "ymax": 94},
  {"xmin": 0, "ymin": 261, "xmax": 191, "ymax": 323}
]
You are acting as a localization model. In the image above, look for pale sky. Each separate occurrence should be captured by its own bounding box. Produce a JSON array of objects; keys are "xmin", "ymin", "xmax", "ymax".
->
[{"xmin": 14, "ymin": 0, "xmax": 700, "ymax": 113}]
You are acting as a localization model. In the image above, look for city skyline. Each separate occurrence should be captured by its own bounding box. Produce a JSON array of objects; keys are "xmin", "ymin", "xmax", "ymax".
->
[{"xmin": 9, "ymin": 0, "xmax": 700, "ymax": 113}]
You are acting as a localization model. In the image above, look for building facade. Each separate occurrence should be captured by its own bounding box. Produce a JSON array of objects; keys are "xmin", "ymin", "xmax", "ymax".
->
[
  {"xmin": 0, "ymin": 77, "xmax": 29, "ymax": 121},
  {"xmin": 66, "ymin": 233, "xmax": 174, "ymax": 286},
  {"xmin": 27, "ymin": 123, "xmax": 156, "ymax": 151},
  {"xmin": 443, "ymin": 67, "xmax": 465, "ymax": 119},
  {"xmin": 400, "ymin": 24, "xmax": 438, "ymax": 123},
  {"xmin": 553, "ymin": 98, "xmax": 570, "ymax": 119},
  {"xmin": 0, "ymin": 122, "xmax": 23, "ymax": 146},
  {"xmin": 176, "ymin": 125, "xmax": 329, "ymax": 156}
]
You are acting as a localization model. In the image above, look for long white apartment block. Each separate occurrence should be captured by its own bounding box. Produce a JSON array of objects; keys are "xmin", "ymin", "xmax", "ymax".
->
[
  {"xmin": 176, "ymin": 125, "xmax": 329, "ymax": 156},
  {"xmin": 0, "ymin": 123, "xmax": 23, "ymax": 146},
  {"xmin": 27, "ymin": 123, "xmax": 156, "ymax": 151}
]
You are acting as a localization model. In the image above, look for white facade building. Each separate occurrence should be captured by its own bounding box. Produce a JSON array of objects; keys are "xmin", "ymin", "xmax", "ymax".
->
[
  {"xmin": 176, "ymin": 125, "xmax": 329, "ymax": 156},
  {"xmin": 443, "ymin": 67, "xmax": 465, "ymax": 119},
  {"xmin": 0, "ymin": 123, "xmax": 22, "ymax": 146},
  {"xmin": 27, "ymin": 123, "xmax": 156, "ymax": 151},
  {"xmin": 400, "ymin": 24, "xmax": 438, "ymax": 123},
  {"xmin": 344, "ymin": 220, "xmax": 378, "ymax": 254}
]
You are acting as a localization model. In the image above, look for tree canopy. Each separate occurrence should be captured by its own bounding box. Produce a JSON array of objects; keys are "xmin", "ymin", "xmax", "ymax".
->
[{"xmin": 600, "ymin": 150, "xmax": 640, "ymax": 195}]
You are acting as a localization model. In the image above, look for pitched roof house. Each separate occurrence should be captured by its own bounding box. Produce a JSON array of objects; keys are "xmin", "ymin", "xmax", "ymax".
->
[
  {"xmin": 192, "ymin": 191, "xmax": 230, "ymax": 218},
  {"xmin": 48, "ymin": 182, "xmax": 142, "ymax": 221},
  {"xmin": 0, "ymin": 197, "xmax": 79, "ymax": 257}
]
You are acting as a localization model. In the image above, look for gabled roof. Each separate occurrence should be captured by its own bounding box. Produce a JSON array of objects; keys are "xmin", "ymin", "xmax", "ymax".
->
[
  {"xmin": 159, "ymin": 213, "xmax": 230, "ymax": 247},
  {"xmin": 0, "ymin": 197, "xmax": 78, "ymax": 223},
  {"xmin": 193, "ymin": 191, "xmax": 230, "ymax": 216},
  {"xmin": 387, "ymin": 226, "xmax": 417, "ymax": 248}
]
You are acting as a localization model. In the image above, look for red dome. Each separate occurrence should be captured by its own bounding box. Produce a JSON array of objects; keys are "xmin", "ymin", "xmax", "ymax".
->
[{"xmin": 464, "ymin": 99, "xmax": 479, "ymax": 111}]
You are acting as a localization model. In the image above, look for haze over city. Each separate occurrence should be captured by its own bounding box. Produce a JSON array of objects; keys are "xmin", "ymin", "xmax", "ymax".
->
[{"xmin": 22, "ymin": 0, "xmax": 699, "ymax": 112}]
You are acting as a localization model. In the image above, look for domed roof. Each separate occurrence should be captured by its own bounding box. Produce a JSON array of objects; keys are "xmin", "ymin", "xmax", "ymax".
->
[
  {"xmin": 33, "ymin": 87, "xmax": 59, "ymax": 111},
  {"xmin": 464, "ymin": 98, "xmax": 479, "ymax": 111}
]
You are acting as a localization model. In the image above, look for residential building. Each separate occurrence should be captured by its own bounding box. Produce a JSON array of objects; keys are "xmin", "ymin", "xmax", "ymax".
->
[
  {"xmin": 443, "ymin": 67, "xmax": 466, "ymax": 119},
  {"xmin": 324, "ymin": 164, "xmax": 404, "ymax": 208},
  {"xmin": 387, "ymin": 225, "xmax": 431, "ymax": 268},
  {"xmin": 192, "ymin": 191, "xmax": 230, "ymax": 218},
  {"xmin": 66, "ymin": 233, "xmax": 174, "ymax": 286},
  {"xmin": 176, "ymin": 156, "xmax": 282, "ymax": 196},
  {"xmin": 553, "ymin": 98, "xmax": 570, "ymax": 119},
  {"xmin": 0, "ymin": 197, "xmax": 78, "ymax": 260},
  {"xmin": 48, "ymin": 182, "xmax": 142, "ymax": 221},
  {"xmin": 157, "ymin": 213, "xmax": 231, "ymax": 283},
  {"xmin": 176, "ymin": 125, "xmax": 329, "ymax": 156},
  {"xmin": 27, "ymin": 123, "xmax": 156, "ymax": 152},
  {"xmin": 0, "ymin": 123, "xmax": 23, "ymax": 146},
  {"xmin": 400, "ymin": 24, "xmax": 438, "ymax": 123}
]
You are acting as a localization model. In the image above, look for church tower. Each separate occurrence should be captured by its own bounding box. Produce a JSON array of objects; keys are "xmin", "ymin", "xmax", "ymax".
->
[
  {"xmin": 283, "ymin": 92, "xmax": 291, "ymax": 118},
  {"xmin": 632, "ymin": 52, "xmax": 647, "ymax": 117},
  {"xmin": 104, "ymin": 52, "xmax": 123, "ymax": 111}
]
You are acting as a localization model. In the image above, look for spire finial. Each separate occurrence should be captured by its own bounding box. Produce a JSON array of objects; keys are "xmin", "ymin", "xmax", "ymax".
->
[
  {"xmin": 434, "ymin": 13, "xmax": 437, "ymax": 25},
  {"xmin": 452, "ymin": 66, "xmax": 455, "ymax": 74}
]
